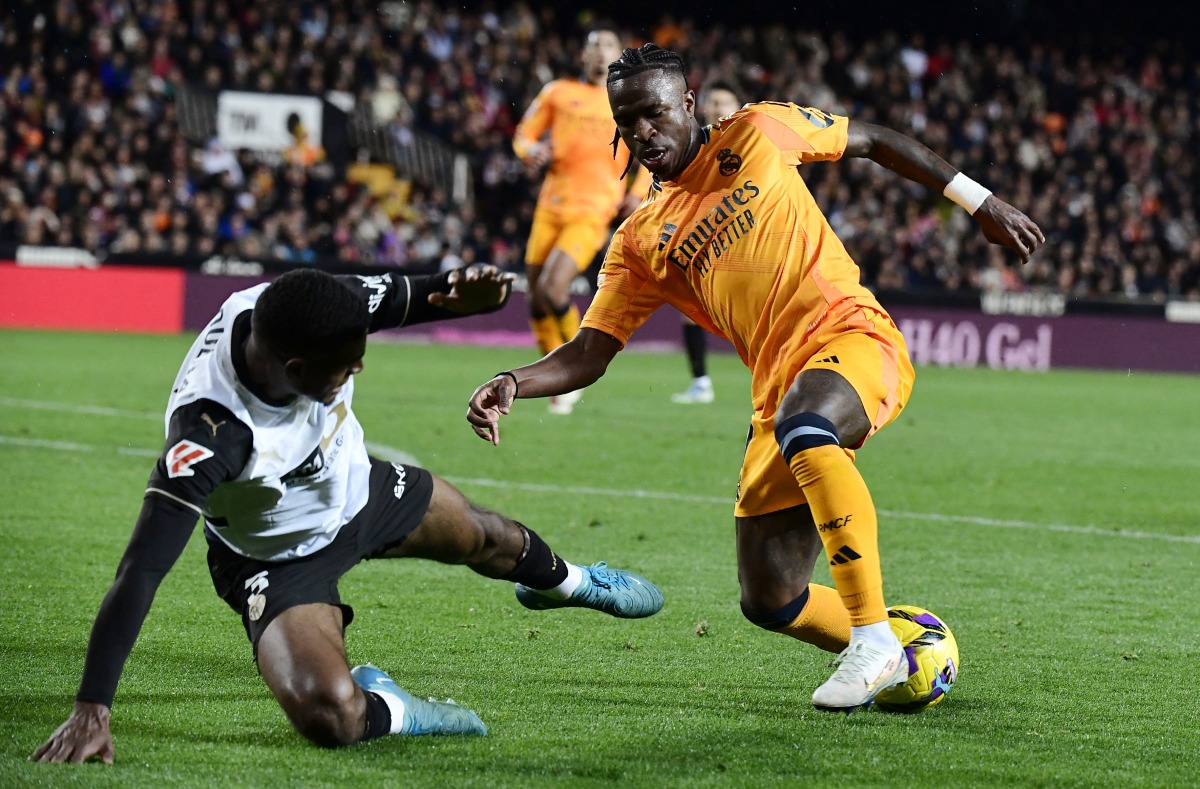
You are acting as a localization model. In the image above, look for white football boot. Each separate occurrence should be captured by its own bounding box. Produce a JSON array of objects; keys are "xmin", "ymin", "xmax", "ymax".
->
[
  {"xmin": 547, "ymin": 389, "xmax": 584, "ymax": 415},
  {"xmin": 812, "ymin": 635, "xmax": 909, "ymax": 713}
]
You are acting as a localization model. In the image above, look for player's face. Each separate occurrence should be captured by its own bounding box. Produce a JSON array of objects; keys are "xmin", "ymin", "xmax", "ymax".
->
[
  {"xmin": 609, "ymin": 71, "xmax": 697, "ymax": 181},
  {"xmin": 581, "ymin": 30, "xmax": 622, "ymax": 84},
  {"xmin": 285, "ymin": 334, "xmax": 367, "ymax": 405},
  {"xmin": 700, "ymin": 88, "xmax": 741, "ymax": 125}
]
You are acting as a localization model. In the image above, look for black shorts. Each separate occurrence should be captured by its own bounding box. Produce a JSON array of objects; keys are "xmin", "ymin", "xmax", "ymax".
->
[{"xmin": 205, "ymin": 458, "xmax": 434, "ymax": 654}]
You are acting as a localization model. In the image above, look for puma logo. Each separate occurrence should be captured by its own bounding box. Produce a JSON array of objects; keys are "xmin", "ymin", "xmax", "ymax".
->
[{"xmin": 201, "ymin": 413, "xmax": 226, "ymax": 437}]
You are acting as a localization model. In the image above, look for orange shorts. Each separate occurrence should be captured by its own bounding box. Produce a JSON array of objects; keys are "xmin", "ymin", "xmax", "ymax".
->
[
  {"xmin": 524, "ymin": 210, "xmax": 610, "ymax": 270},
  {"xmin": 734, "ymin": 305, "xmax": 915, "ymax": 518}
]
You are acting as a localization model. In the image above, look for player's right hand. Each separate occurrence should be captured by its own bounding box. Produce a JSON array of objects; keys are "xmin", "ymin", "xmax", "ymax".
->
[
  {"xmin": 467, "ymin": 375, "xmax": 518, "ymax": 446},
  {"xmin": 524, "ymin": 141, "xmax": 553, "ymax": 170},
  {"xmin": 30, "ymin": 701, "xmax": 114, "ymax": 764}
]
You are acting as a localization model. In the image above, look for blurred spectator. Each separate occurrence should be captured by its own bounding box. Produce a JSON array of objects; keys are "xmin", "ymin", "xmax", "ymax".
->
[{"xmin": 0, "ymin": 1, "xmax": 1196, "ymax": 299}]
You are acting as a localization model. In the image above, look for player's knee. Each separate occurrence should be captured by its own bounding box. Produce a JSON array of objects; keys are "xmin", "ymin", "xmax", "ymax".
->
[
  {"xmin": 773, "ymin": 411, "xmax": 840, "ymax": 466},
  {"xmin": 740, "ymin": 588, "xmax": 811, "ymax": 631},
  {"xmin": 462, "ymin": 505, "xmax": 516, "ymax": 565},
  {"xmin": 277, "ymin": 673, "xmax": 362, "ymax": 748},
  {"xmin": 531, "ymin": 276, "xmax": 566, "ymax": 306}
]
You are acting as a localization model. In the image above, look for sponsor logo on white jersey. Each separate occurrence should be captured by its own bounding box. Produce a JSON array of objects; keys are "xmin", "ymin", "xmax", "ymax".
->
[
  {"xmin": 166, "ymin": 440, "xmax": 214, "ymax": 478},
  {"xmin": 392, "ymin": 463, "xmax": 407, "ymax": 500},
  {"xmin": 245, "ymin": 570, "xmax": 269, "ymax": 621},
  {"xmin": 356, "ymin": 274, "xmax": 393, "ymax": 314}
]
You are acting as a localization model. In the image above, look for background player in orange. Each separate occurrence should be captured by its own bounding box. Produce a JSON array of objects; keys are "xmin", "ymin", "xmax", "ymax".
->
[
  {"xmin": 471, "ymin": 44, "xmax": 1044, "ymax": 713},
  {"xmin": 671, "ymin": 80, "xmax": 743, "ymax": 405},
  {"xmin": 513, "ymin": 23, "xmax": 651, "ymax": 414}
]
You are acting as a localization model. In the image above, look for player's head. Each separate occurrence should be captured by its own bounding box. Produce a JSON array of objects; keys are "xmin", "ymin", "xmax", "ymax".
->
[
  {"xmin": 699, "ymin": 80, "xmax": 742, "ymax": 126},
  {"xmin": 581, "ymin": 23, "xmax": 623, "ymax": 85},
  {"xmin": 251, "ymin": 269, "xmax": 368, "ymax": 404},
  {"xmin": 607, "ymin": 43, "xmax": 698, "ymax": 181}
]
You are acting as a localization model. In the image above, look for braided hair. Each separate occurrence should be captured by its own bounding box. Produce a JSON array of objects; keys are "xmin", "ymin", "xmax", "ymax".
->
[
  {"xmin": 607, "ymin": 44, "xmax": 687, "ymax": 177},
  {"xmin": 606, "ymin": 43, "xmax": 685, "ymax": 84}
]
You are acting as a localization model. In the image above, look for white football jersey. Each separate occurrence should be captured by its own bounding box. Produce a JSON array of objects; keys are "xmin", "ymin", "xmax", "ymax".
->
[{"xmin": 166, "ymin": 284, "xmax": 371, "ymax": 561}]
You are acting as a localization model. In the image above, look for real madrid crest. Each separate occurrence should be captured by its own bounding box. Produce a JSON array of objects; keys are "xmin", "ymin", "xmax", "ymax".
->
[{"xmin": 716, "ymin": 148, "xmax": 742, "ymax": 176}]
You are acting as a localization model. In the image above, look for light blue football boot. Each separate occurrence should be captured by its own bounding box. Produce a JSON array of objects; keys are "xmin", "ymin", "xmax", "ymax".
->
[
  {"xmin": 515, "ymin": 562, "xmax": 664, "ymax": 619},
  {"xmin": 350, "ymin": 664, "xmax": 487, "ymax": 736}
]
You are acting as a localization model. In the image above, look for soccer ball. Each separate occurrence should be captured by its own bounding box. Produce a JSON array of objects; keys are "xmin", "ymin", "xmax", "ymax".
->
[{"xmin": 873, "ymin": 605, "xmax": 960, "ymax": 713}]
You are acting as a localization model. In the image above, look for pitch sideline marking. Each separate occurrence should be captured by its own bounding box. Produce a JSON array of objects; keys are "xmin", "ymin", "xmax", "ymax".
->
[
  {"xmin": 2, "ymin": 433, "xmax": 1197, "ymax": 546},
  {"xmin": 1, "ymin": 397, "xmax": 1197, "ymax": 546}
]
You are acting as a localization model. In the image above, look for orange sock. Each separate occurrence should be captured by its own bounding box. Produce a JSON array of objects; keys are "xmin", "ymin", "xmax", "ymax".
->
[
  {"xmin": 530, "ymin": 315, "xmax": 562, "ymax": 355},
  {"xmin": 553, "ymin": 303, "xmax": 581, "ymax": 345},
  {"xmin": 773, "ymin": 584, "xmax": 850, "ymax": 653},
  {"xmin": 787, "ymin": 444, "xmax": 886, "ymax": 626}
]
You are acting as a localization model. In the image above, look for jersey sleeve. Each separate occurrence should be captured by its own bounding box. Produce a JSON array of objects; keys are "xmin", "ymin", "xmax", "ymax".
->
[
  {"xmin": 513, "ymin": 81, "xmax": 556, "ymax": 161},
  {"xmin": 579, "ymin": 226, "xmax": 665, "ymax": 345},
  {"xmin": 146, "ymin": 399, "xmax": 253, "ymax": 513},
  {"xmin": 734, "ymin": 101, "xmax": 850, "ymax": 165},
  {"xmin": 79, "ymin": 401, "xmax": 245, "ymax": 707},
  {"xmin": 338, "ymin": 270, "xmax": 510, "ymax": 331}
]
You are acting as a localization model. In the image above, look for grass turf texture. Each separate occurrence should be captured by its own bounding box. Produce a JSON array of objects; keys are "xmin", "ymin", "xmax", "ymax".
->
[{"xmin": 1, "ymin": 328, "xmax": 1197, "ymax": 788}]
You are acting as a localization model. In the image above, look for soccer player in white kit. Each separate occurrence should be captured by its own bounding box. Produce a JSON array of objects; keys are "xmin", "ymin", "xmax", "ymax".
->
[{"xmin": 32, "ymin": 265, "xmax": 663, "ymax": 762}]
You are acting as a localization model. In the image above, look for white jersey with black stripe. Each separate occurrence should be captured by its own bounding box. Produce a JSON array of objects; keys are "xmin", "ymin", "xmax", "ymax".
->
[{"xmin": 165, "ymin": 284, "xmax": 371, "ymax": 561}]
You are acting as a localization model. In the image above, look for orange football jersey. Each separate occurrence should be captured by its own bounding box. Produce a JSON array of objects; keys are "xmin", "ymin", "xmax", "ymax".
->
[
  {"xmin": 514, "ymin": 79, "xmax": 644, "ymax": 221},
  {"xmin": 582, "ymin": 102, "xmax": 891, "ymax": 404}
]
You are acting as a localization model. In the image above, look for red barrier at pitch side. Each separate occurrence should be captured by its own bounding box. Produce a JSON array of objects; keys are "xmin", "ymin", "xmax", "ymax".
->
[{"xmin": 0, "ymin": 262, "xmax": 185, "ymax": 333}]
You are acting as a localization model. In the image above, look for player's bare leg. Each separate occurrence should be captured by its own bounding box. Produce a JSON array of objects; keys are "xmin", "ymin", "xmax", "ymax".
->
[
  {"xmin": 534, "ymin": 248, "xmax": 586, "ymax": 414},
  {"xmin": 257, "ymin": 603, "xmax": 485, "ymax": 746},
  {"xmin": 257, "ymin": 604, "xmax": 368, "ymax": 747},
  {"xmin": 773, "ymin": 369, "xmax": 907, "ymax": 711},
  {"xmin": 382, "ymin": 476, "xmax": 662, "ymax": 617},
  {"xmin": 735, "ymin": 505, "xmax": 849, "ymax": 653},
  {"xmin": 525, "ymin": 262, "xmax": 558, "ymax": 355}
]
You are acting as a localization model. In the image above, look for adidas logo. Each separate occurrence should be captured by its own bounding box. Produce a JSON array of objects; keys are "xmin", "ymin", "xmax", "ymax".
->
[
  {"xmin": 816, "ymin": 355, "xmax": 840, "ymax": 364},
  {"xmin": 828, "ymin": 545, "xmax": 862, "ymax": 565}
]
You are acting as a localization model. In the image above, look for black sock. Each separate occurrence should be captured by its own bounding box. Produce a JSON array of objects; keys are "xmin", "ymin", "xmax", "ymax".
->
[
  {"xmin": 502, "ymin": 524, "xmax": 569, "ymax": 590},
  {"xmin": 683, "ymin": 323, "xmax": 708, "ymax": 378},
  {"xmin": 361, "ymin": 690, "xmax": 392, "ymax": 740}
]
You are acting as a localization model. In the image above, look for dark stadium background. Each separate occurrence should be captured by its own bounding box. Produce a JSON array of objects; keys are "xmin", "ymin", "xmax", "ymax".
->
[
  {"xmin": 3, "ymin": 0, "xmax": 1199, "ymax": 364},
  {"xmin": 469, "ymin": 0, "xmax": 1197, "ymax": 43}
]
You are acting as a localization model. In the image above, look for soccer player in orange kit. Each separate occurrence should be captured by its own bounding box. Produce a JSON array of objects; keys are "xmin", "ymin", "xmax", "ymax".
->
[
  {"xmin": 471, "ymin": 44, "xmax": 1044, "ymax": 713},
  {"xmin": 513, "ymin": 24, "xmax": 651, "ymax": 414}
]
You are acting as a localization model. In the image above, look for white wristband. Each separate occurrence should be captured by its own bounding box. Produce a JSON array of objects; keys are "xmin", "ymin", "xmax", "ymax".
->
[{"xmin": 943, "ymin": 172, "xmax": 992, "ymax": 215}]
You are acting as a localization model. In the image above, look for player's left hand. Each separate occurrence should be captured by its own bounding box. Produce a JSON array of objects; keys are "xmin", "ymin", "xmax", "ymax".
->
[
  {"xmin": 973, "ymin": 196, "xmax": 1045, "ymax": 265},
  {"xmin": 429, "ymin": 265, "xmax": 516, "ymax": 314}
]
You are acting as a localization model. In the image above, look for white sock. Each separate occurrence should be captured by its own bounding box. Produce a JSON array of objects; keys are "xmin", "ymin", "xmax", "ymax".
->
[
  {"xmin": 537, "ymin": 562, "xmax": 584, "ymax": 599},
  {"xmin": 372, "ymin": 688, "xmax": 408, "ymax": 734},
  {"xmin": 694, "ymin": 375, "xmax": 712, "ymax": 388},
  {"xmin": 852, "ymin": 621, "xmax": 899, "ymax": 651}
]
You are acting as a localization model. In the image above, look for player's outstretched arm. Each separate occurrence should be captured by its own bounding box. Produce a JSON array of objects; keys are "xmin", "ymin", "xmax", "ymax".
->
[
  {"xmin": 30, "ymin": 701, "xmax": 113, "ymax": 764},
  {"xmin": 467, "ymin": 327, "xmax": 622, "ymax": 445},
  {"xmin": 844, "ymin": 120, "xmax": 1044, "ymax": 263},
  {"xmin": 30, "ymin": 495, "xmax": 198, "ymax": 764}
]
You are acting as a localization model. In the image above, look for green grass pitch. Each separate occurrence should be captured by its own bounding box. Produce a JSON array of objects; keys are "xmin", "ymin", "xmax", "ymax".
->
[{"xmin": 1, "ymin": 329, "xmax": 1197, "ymax": 787}]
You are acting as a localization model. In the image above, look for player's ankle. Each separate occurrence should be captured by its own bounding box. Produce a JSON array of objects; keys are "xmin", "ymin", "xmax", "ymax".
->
[
  {"xmin": 532, "ymin": 562, "xmax": 583, "ymax": 599},
  {"xmin": 851, "ymin": 620, "xmax": 899, "ymax": 650}
]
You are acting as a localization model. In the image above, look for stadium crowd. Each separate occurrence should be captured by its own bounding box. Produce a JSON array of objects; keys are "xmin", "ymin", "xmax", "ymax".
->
[{"xmin": 1, "ymin": 0, "xmax": 1197, "ymax": 300}]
